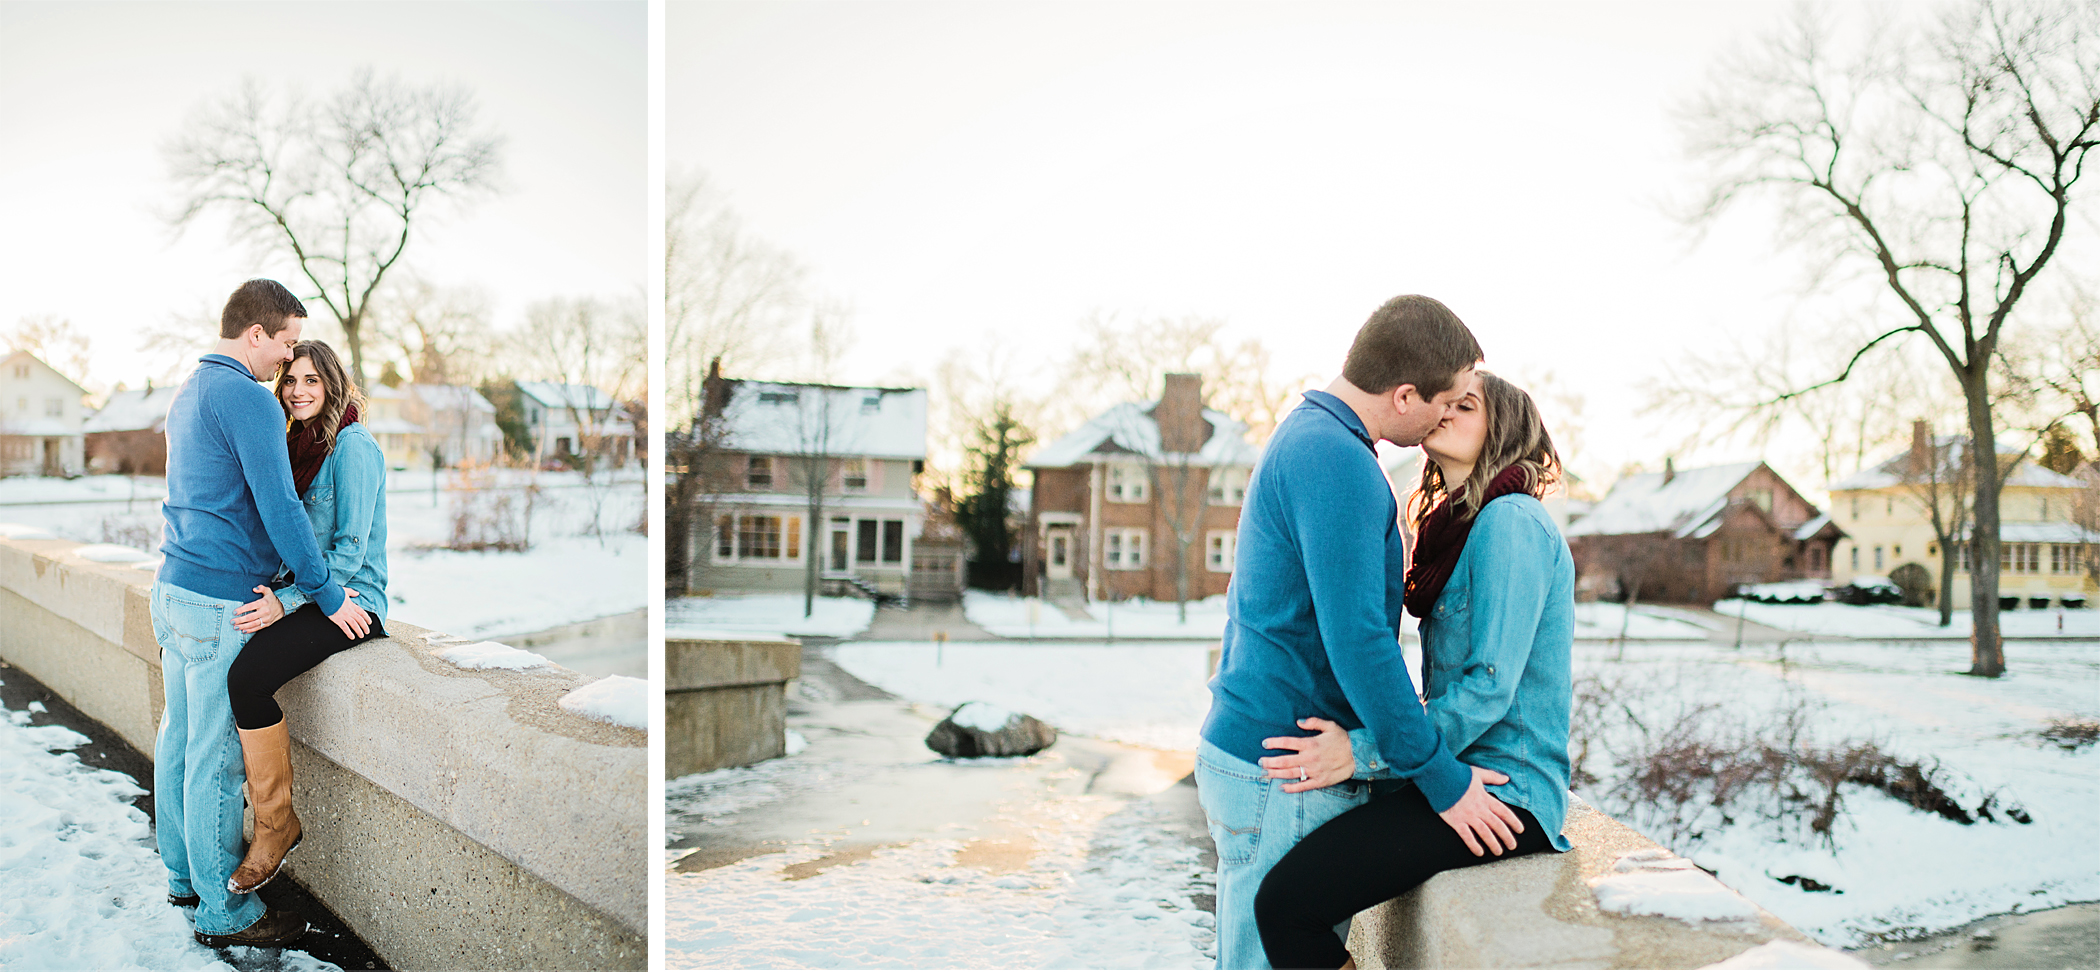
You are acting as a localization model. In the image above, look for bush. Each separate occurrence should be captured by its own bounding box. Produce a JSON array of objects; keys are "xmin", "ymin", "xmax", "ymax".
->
[{"xmin": 445, "ymin": 465, "xmax": 541, "ymax": 552}]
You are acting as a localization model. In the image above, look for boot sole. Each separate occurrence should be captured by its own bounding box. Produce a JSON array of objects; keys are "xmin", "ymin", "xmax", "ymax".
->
[
  {"xmin": 226, "ymin": 832, "xmax": 303, "ymax": 895},
  {"xmin": 193, "ymin": 917, "xmax": 309, "ymax": 949}
]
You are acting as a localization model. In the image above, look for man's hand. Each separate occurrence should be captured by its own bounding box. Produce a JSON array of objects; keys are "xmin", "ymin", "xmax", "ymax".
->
[
  {"xmin": 1439, "ymin": 765, "xmax": 1524, "ymax": 857},
  {"xmin": 1259, "ymin": 717, "xmax": 1355, "ymax": 792},
  {"xmin": 328, "ymin": 588, "xmax": 370, "ymax": 640},
  {"xmin": 233, "ymin": 585, "xmax": 285, "ymax": 633}
]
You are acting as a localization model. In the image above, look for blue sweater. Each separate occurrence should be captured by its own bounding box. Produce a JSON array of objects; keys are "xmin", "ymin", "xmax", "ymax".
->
[
  {"xmin": 159, "ymin": 355, "xmax": 345, "ymax": 615},
  {"xmin": 1200, "ymin": 390, "xmax": 1472, "ymax": 812}
]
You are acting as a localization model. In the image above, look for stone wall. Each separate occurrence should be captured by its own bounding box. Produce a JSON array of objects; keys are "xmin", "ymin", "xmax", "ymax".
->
[
  {"xmin": 666, "ymin": 636, "xmax": 801, "ymax": 776},
  {"xmin": 0, "ymin": 533, "xmax": 645, "ymax": 971}
]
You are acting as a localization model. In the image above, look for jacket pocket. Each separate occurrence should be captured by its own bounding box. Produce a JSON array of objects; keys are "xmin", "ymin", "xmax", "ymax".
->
[{"xmin": 1196, "ymin": 753, "xmax": 1270, "ymax": 867}]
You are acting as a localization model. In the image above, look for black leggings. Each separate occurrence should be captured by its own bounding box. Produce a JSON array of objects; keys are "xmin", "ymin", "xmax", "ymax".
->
[
  {"xmin": 227, "ymin": 603, "xmax": 385, "ymax": 730},
  {"xmin": 1254, "ymin": 785, "xmax": 1554, "ymax": 969}
]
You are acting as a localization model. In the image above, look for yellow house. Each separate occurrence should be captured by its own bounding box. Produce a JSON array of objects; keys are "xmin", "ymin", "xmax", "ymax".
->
[{"xmin": 1829, "ymin": 425, "xmax": 2098, "ymax": 610}]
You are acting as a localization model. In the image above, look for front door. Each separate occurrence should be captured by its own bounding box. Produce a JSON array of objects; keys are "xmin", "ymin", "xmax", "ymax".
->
[
  {"xmin": 1046, "ymin": 528, "xmax": 1074, "ymax": 580},
  {"xmin": 830, "ymin": 527, "xmax": 851, "ymax": 573}
]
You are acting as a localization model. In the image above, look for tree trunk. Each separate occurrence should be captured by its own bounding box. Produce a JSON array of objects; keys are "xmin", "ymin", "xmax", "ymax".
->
[
  {"xmin": 805, "ymin": 459, "xmax": 824, "ymax": 619},
  {"xmin": 1965, "ymin": 378, "xmax": 2005, "ymax": 677},
  {"xmin": 1936, "ymin": 538, "xmax": 1956, "ymax": 628}
]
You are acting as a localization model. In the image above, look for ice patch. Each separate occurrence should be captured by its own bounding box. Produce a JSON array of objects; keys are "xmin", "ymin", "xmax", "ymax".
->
[
  {"xmin": 436, "ymin": 641, "xmax": 552, "ymax": 671},
  {"xmin": 0, "ymin": 522, "xmax": 56, "ymax": 539},
  {"xmin": 558, "ymin": 675, "xmax": 648, "ymax": 730},
  {"xmin": 70, "ymin": 543, "xmax": 150, "ymax": 563},
  {"xmin": 951, "ymin": 701, "xmax": 1017, "ymax": 732},
  {"xmin": 1591, "ymin": 850, "xmax": 1763, "ymax": 924},
  {"xmin": 785, "ymin": 729, "xmax": 808, "ymax": 755},
  {"xmin": 1702, "ymin": 939, "xmax": 1869, "ymax": 969}
]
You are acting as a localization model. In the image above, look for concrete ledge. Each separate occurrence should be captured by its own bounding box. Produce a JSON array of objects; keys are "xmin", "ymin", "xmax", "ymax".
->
[
  {"xmin": 667, "ymin": 637, "xmax": 800, "ymax": 775},
  {"xmin": 0, "ymin": 535, "xmax": 645, "ymax": 970},
  {"xmin": 1347, "ymin": 798, "xmax": 1839, "ymax": 969}
]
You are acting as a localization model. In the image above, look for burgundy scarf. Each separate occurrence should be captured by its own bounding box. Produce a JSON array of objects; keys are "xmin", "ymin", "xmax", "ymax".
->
[
  {"xmin": 289, "ymin": 402, "xmax": 359, "ymax": 497},
  {"xmin": 1403, "ymin": 464, "xmax": 1532, "ymax": 620}
]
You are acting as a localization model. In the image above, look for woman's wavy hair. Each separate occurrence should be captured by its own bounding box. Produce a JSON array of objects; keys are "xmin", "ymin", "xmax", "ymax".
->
[
  {"xmin": 275, "ymin": 340, "xmax": 364, "ymax": 454},
  {"xmin": 1409, "ymin": 371, "xmax": 1562, "ymax": 532}
]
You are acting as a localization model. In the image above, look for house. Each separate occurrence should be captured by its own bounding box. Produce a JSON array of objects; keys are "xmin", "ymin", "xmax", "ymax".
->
[
  {"xmin": 83, "ymin": 383, "xmax": 180, "ymax": 475},
  {"xmin": 518, "ymin": 381, "xmax": 636, "ymax": 468},
  {"xmin": 1022, "ymin": 373, "xmax": 1259, "ymax": 603},
  {"xmin": 404, "ymin": 384, "xmax": 503, "ymax": 468},
  {"xmin": 360, "ymin": 384, "xmax": 427, "ymax": 470},
  {"xmin": 687, "ymin": 370, "xmax": 934, "ymax": 600},
  {"xmin": 1565, "ymin": 460, "xmax": 1844, "ymax": 604},
  {"xmin": 1829, "ymin": 423, "xmax": 2098, "ymax": 609},
  {"xmin": 0, "ymin": 350, "xmax": 87, "ymax": 477}
]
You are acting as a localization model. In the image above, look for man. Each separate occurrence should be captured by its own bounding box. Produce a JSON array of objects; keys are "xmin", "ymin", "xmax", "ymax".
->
[
  {"xmin": 155, "ymin": 279, "xmax": 369, "ymax": 948},
  {"xmin": 1197, "ymin": 295, "xmax": 1523, "ymax": 969}
]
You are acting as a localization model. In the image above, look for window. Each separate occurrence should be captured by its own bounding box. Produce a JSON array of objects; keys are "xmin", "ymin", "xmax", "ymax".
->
[
  {"xmin": 857, "ymin": 519, "xmax": 878, "ymax": 562},
  {"xmin": 714, "ymin": 513, "xmax": 801, "ymax": 562},
  {"xmin": 882, "ymin": 520, "xmax": 904, "ymax": 563},
  {"xmin": 11, "ymin": 364, "xmax": 26, "ymax": 378},
  {"xmin": 747, "ymin": 455, "xmax": 773, "ymax": 489},
  {"xmin": 840, "ymin": 458, "xmax": 868, "ymax": 491},
  {"xmin": 1751, "ymin": 489, "xmax": 1773, "ymax": 513},
  {"xmin": 861, "ymin": 394, "xmax": 881, "ymax": 413},
  {"xmin": 1886, "ymin": 496, "xmax": 1894, "ymax": 515},
  {"xmin": 1849, "ymin": 495, "xmax": 1859, "ymax": 519},
  {"xmin": 1107, "ymin": 462, "xmax": 1148, "ymax": 502},
  {"xmin": 759, "ymin": 390, "xmax": 799, "ymax": 404},
  {"xmin": 44, "ymin": 397, "xmax": 62, "ymax": 418},
  {"xmin": 2003, "ymin": 543, "xmax": 2041, "ymax": 574},
  {"xmin": 1874, "ymin": 546, "xmax": 1884, "ymax": 570},
  {"xmin": 1209, "ymin": 468, "xmax": 1249, "ymax": 506},
  {"xmin": 1207, "ymin": 531, "xmax": 1237, "ymax": 572},
  {"xmin": 1809, "ymin": 547, "xmax": 1825, "ymax": 571},
  {"xmin": 1106, "ymin": 528, "xmax": 1148, "ymax": 570},
  {"xmin": 1850, "ymin": 546, "xmax": 1859, "ymax": 570}
]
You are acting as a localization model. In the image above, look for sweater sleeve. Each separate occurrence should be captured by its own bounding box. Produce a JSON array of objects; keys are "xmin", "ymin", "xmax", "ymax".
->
[
  {"xmin": 1292, "ymin": 438, "xmax": 1471, "ymax": 811},
  {"xmin": 221, "ymin": 385, "xmax": 344, "ymax": 615}
]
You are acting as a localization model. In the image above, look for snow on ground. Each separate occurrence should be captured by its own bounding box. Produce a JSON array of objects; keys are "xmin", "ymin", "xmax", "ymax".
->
[
  {"xmin": 963, "ymin": 590, "xmax": 1230, "ymax": 639},
  {"xmin": 665, "ymin": 796, "xmax": 1213, "ymax": 970},
  {"xmin": 1576, "ymin": 637, "xmax": 2100, "ymax": 947},
  {"xmin": 0, "ymin": 686, "xmax": 338, "ymax": 971},
  {"xmin": 666, "ymin": 594, "xmax": 875, "ymax": 640},
  {"xmin": 0, "ymin": 472, "xmax": 646, "ymax": 640},
  {"xmin": 1571, "ymin": 602, "xmax": 1715, "ymax": 640},
  {"xmin": 831, "ymin": 642, "xmax": 1215, "ymax": 752},
  {"xmin": 1714, "ymin": 600, "xmax": 2100, "ymax": 639}
]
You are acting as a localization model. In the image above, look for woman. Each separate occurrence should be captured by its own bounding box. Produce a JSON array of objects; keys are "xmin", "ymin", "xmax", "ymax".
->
[
  {"xmin": 222, "ymin": 339, "xmax": 390, "ymax": 895},
  {"xmin": 1252, "ymin": 371, "xmax": 1574, "ymax": 969}
]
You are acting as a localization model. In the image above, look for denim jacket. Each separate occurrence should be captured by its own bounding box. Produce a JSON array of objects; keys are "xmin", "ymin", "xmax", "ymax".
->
[
  {"xmin": 273, "ymin": 422, "xmax": 390, "ymax": 623},
  {"xmin": 1348, "ymin": 493, "xmax": 1574, "ymax": 850}
]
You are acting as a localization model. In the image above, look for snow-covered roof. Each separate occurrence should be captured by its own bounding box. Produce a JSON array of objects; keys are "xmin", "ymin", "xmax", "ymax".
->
[
  {"xmin": 84, "ymin": 386, "xmax": 180, "ymax": 433},
  {"xmin": 1956, "ymin": 522, "xmax": 2100, "ymax": 543},
  {"xmin": 518, "ymin": 381, "xmax": 620, "ymax": 410},
  {"xmin": 719, "ymin": 381, "xmax": 927, "ymax": 460},
  {"xmin": 1564, "ymin": 461, "xmax": 1764, "ymax": 538},
  {"xmin": 410, "ymin": 384, "xmax": 496, "ymax": 413},
  {"xmin": 1830, "ymin": 436, "xmax": 2087, "ymax": 491},
  {"xmin": 1793, "ymin": 512, "xmax": 1837, "ymax": 540},
  {"xmin": 1028, "ymin": 401, "xmax": 1259, "ymax": 469}
]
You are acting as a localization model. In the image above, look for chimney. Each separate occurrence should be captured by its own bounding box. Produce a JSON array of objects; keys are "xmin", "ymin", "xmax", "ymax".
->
[
  {"xmin": 1155, "ymin": 373, "xmax": 1211, "ymax": 454},
  {"xmin": 1663, "ymin": 457, "xmax": 1675, "ymax": 485},
  {"xmin": 1909, "ymin": 419, "xmax": 1930, "ymax": 476},
  {"xmin": 702, "ymin": 356, "xmax": 732, "ymax": 418}
]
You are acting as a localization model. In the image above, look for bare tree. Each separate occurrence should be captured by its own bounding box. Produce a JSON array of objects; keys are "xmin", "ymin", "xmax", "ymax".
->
[
  {"xmin": 515, "ymin": 296, "xmax": 644, "ymax": 540},
  {"xmin": 1682, "ymin": 0, "xmax": 2100, "ymax": 677},
  {"xmin": 1997, "ymin": 286, "xmax": 2100, "ymax": 455},
  {"xmin": 1063, "ymin": 312, "xmax": 1314, "ymax": 444},
  {"xmin": 3, "ymin": 316, "xmax": 92, "ymax": 389},
  {"xmin": 1897, "ymin": 427, "xmax": 1979, "ymax": 627},
  {"xmin": 165, "ymin": 69, "xmax": 502, "ymax": 383},
  {"xmin": 376, "ymin": 277, "xmax": 496, "ymax": 387}
]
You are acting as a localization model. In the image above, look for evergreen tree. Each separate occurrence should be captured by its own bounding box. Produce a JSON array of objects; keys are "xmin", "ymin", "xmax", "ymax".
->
[{"xmin": 956, "ymin": 402, "xmax": 1033, "ymax": 590}]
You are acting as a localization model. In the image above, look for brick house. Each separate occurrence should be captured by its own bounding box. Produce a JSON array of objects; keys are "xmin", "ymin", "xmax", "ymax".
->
[
  {"xmin": 84, "ymin": 383, "xmax": 180, "ymax": 475},
  {"xmin": 1022, "ymin": 373, "xmax": 1259, "ymax": 603},
  {"xmin": 686, "ymin": 371, "xmax": 942, "ymax": 601},
  {"xmin": 1565, "ymin": 460, "xmax": 1844, "ymax": 604}
]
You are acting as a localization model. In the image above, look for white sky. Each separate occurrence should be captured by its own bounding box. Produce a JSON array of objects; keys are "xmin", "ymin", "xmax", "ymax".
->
[
  {"xmin": 0, "ymin": 0, "xmax": 645, "ymax": 392},
  {"xmin": 665, "ymin": 0, "xmax": 1926, "ymax": 493}
]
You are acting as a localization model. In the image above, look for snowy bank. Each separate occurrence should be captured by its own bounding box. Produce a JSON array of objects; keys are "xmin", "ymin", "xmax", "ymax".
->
[
  {"xmin": 667, "ymin": 593, "xmax": 874, "ymax": 640},
  {"xmin": 963, "ymin": 590, "xmax": 1230, "ymax": 638},
  {"xmin": 0, "ymin": 532, "xmax": 646, "ymax": 970}
]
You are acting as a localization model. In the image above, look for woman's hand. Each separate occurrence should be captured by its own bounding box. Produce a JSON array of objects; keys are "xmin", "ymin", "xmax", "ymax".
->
[
  {"xmin": 234, "ymin": 585, "xmax": 285, "ymax": 633},
  {"xmin": 1258, "ymin": 717, "xmax": 1355, "ymax": 793}
]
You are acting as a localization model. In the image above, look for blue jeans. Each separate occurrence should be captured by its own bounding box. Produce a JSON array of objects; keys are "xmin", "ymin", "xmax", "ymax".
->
[
  {"xmin": 152, "ymin": 581, "xmax": 267, "ymax": 936},
  {"xmin": 1196, "ymin": 740, "xmax": 1368, "ymax": 970}
]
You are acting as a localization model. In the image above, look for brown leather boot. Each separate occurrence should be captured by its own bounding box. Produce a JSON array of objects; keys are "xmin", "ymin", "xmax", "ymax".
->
[
  {"xmin": 194, "ymin": 902, "xmax": 308, "ymax": 948},
  {"xmin": 227, "ymin": 719, "xmax": 302, "ymax": 895}
]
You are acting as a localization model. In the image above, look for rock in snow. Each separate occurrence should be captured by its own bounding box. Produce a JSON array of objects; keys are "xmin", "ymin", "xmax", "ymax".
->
[{"xmin": 926, "ymin": 701, "xmax": 1057, "ymax": 758}]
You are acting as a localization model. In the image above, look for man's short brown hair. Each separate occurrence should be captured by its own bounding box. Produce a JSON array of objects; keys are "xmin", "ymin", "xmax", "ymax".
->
[
  {"xmin": 1341, "ymin": 294, "xmax": 1483, "ymax": 399},
  {"xmin": 219, "ymin": 279, "xmax": 307, "ymax": 339}
]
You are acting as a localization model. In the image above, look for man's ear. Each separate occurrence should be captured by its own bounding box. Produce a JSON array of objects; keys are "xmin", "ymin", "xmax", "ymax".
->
[{"xmin": 1389, "ymin": 383, "xmax": 1419, "ymax": 413}]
